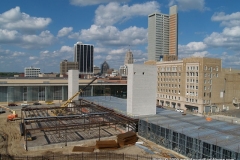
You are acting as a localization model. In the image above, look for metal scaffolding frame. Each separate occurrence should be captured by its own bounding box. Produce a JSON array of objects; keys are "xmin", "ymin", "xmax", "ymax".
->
[
  {"xmin": 138, "ymin": 109, "xmax": 240, "ymax": 159},
  {"xmin": 21, "ymin": 99, "xmax": 138, "ymax": 151}
]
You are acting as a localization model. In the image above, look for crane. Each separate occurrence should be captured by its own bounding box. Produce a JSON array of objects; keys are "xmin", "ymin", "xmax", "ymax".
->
[{"xmin": 61, "ymin": 77, "xmax": 98, "ymax": 108}]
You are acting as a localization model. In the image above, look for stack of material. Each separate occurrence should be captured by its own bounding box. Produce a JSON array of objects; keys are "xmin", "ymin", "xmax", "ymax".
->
[
  {"xmin": 117, "ymin": 131, "xmax": 138, "ymax": 147},
  {"xmin": 95, "ymin": 140, "xmax": 119, "ymax": 149},
  {"xmin": 72, "ymin": 146, "xmax": 95, "ymax": 152}
]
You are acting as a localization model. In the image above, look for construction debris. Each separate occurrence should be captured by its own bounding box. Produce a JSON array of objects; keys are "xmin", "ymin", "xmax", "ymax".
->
[
  {"xmin": 117, "ymin": 131, "xmax": 138, "ymax": 147},
  {"xmin": 72, "ymin": 146, "xmax": 95, "ymax": 152},
  {"xmin": 95, "ymin": 140, "xmax": 119, "ymax": 149}
]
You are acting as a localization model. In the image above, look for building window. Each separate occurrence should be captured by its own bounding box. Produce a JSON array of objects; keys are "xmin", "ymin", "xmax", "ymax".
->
[
  {"xmin": 196, "ymin": 86, "xmax": 198, "ymax": 89},
  {"xmin": 205, "ymin": 66, "xmax": 207, "ymax": 70},
  {"xmin": 216, "ymin": 66, "xmax": 218, "ymax": 71},
  {"xmin": 216, "ymin": 73, "xmax": 218, "ymax": 77}
]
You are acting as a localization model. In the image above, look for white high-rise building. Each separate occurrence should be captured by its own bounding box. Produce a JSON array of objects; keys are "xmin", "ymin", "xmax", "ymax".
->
[
  {"xmin": 24, "ymin": 67, "xmax": 40, "ymax": 77},
  {"xmin": 148, "ymin": 5, "xmax": 178, "ymax": 61},
  {"xmin": 74, "ymin": 42, "xmax": 94, "ymax": 74}
]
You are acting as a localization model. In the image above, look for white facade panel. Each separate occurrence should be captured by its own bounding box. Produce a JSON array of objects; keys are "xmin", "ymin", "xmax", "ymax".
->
[
  {"xmin": 127, "ymin": 64, "xmax": 157, "ymax": 116},
  {"xmin": 68, "ymin": 70, "xmax": 79, "ymax": 100}
]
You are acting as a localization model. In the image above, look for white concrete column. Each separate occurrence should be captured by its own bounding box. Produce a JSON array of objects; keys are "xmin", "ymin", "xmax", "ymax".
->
[{"xmin": 68, "ymin": 70, "xmax": 79, "ymax": 100}]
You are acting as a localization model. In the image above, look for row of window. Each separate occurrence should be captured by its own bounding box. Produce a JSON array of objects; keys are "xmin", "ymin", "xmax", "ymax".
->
[
  {"xmin": 159, "ymin": 94, "xmax": 181, "ymax": 100},
  {"xmin": 159, "ymin": 66, "xmax": 182, "ymax": 72},
  {"xmin": 187, "ymin": 79, "xmax": 199, "ymax": 83},
  {"xmin": 160, "ymin": 84, "xmax": 180, "ymax": 88},
  {"xmin": 186, "ymin": 91, "xmax": 198, "ymax": 97},
  {"xmin": 186, "ymin": 72, "xmax": 199, "ymax": 77},
  {"xmin": 205, "ymin": 66, "xmax": 219, "ymax": 71},
  {"xmin": 159, "ymin": 78, "xmax": 181, "ymax": 82},
  {"xmin": 159, "ymin": 89, "xmax": 180, "ymax": 94},
  {"xmin": 186, "ymin": 85, "xmax": 198, "ymax": 89},
  {"xmin": 187, "ymin": 66, "xmax": 198, "ymax": 71},
  {"xmin": 204, "ymin": 73, "xmax": 218, "ymax": 78},
  {"xmin": 158, "ymin": 72, "xmax": 181, "ymax": 76},
  {"xmin": 186, "ymin": 98, "xmax": 198, "ymax": 103}
]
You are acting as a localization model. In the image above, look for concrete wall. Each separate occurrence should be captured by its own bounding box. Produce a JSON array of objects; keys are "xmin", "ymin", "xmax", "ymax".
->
[
  {"xmin": 127, "ymin": 64, "xmax": 157, "ymax": 116},
  {"xmin": 68, "ymin": 70, "xmax": 79, "ymax": 100}
]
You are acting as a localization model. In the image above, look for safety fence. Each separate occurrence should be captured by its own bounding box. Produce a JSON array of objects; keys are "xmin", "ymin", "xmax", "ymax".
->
[{"xmin": 0, "ymin": 153, "xmax": 160, "ymax": 160}]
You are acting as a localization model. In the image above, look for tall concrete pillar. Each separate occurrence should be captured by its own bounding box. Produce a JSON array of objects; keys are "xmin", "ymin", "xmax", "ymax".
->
[
  {"xmin": 68, "ymin": 70, "xmax": 79, "ymax": 100},
  {"xmin": 127, "ymin": 64, "xmax": 157, "ymax": 116}
]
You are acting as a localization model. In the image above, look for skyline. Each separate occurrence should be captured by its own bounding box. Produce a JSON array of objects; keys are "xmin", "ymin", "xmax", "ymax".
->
[{"xmin": 0, "ymin": 0, "xmax": 239, "ymax": 72}]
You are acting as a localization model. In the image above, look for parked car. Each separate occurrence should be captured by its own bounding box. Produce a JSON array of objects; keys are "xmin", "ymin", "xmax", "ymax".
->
[
  {"xmin": 21, "ymin": 103, "xmax": 29, "ymax": 106},
  {"xmin": 8, "ymin": 103, "xmax": 18, "ymax": 106},
  {"xmin": 175, "ymin": 108, "xmax": 184, "ymax": 113},
  {"xmin": 33, "ymin": 102, "xmax": 41, "ymax": 105}
]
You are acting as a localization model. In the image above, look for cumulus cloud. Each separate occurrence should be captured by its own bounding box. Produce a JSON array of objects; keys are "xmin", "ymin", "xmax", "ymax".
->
[
  {"xmin": 70, "ymin": 0, "xmax": 129, "ymax": 6},
  {"xmin": 211, "ymin": 12, "xmax": 240, "ymax": 27},
  {"xmin": 95, "ymin": 1, "xmax": 160, "ymax": 26},
  {"xmin": 169, "ymin": 0, "xmax": 208, "ymax": 11},
  {"xmin": 57, "ymin": 27, "xmax": 73, "ymax": 37},
  {"xmin": 21, "ymin": 30, "xmax": 55, "ymax": 49},
  {"xmin": 29, "ymin": 56, "xmax": 38, "ymax": 60},
  {"xmin": 0, "ymin": 29, "xmax": 19, "ymax": 42},
  {"xmin": 178, "ymin": 42, "xmax": 208, "ymax": 59},
  {"xmin": 0, "ymin": 6, "xmax": 51, "ymax": 32},
  {"xmin": 71, "ymin": 25, "xmax": 147, "ymax": 47},
  {"xmin": 59, "ymin": 46, "xmax": 73, "ymax": 53},
  {"xmin": 179, "ymin": 42, "xmax": 207, "ymax": 52}
]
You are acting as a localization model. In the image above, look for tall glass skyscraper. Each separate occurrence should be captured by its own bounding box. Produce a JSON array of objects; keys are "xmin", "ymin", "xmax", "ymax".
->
[
  {"xmin": 74, "ymin": 42, "xmax": 94, "ymax": 74},
  {"xmin": 148, "ymin": 5, "xmax": 178, "ymax": 61}
]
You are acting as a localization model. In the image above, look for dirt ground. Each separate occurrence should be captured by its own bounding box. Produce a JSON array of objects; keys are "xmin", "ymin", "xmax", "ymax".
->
[{"xmin": 0, "ymin": 109, "xmax": 184, "ymax": 159}]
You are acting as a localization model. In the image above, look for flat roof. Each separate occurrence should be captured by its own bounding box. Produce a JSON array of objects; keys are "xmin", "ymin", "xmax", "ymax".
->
[{"xmin": 82, "ymin": 96, "xmax": 240, "ymax": 153}]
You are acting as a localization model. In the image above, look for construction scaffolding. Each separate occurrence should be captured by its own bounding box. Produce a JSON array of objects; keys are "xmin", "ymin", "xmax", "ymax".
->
[
  {"xmin": 138, "ymin": 109, "xmax": 240, "ymax": 159},
  {"xmin": 20, "ymin": 99, "xmax": 138, "ymax": 151}
]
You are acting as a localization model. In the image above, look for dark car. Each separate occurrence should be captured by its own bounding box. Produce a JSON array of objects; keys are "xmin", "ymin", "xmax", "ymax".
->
[
  {"xmin": 8, "ymin": 103, "xmax": 18, "ymax": 106},
  {"xmin": 33, "ymin": 102, "xmax": 41, "ymax": 105}
]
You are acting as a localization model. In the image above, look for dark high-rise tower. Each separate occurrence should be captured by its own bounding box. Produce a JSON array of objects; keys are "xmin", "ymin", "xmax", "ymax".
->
[{"xmin": 74, "ymin": 42, "xmax": 94, "ymax": 74}]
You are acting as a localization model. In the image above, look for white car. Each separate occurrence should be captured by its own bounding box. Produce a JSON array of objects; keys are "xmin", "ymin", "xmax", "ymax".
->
[
  {"xmin": 21, "ymin": 103, "xmax": 29, "ymax": 106},
  {"xmin": 175, "ymin": 108, "xmax": 184, "ymax": 113}
]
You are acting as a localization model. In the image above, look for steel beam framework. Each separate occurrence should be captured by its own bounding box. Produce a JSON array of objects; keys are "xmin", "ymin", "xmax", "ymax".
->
[{"xmin": 21, "ymin": 99, "xmax": 138, "ymax": 151}]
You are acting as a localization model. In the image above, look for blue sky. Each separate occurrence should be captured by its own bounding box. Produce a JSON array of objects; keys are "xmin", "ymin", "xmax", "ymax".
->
[{"xmin": 0, "ymin": 0, "xmax": 240, "ymax": 72}]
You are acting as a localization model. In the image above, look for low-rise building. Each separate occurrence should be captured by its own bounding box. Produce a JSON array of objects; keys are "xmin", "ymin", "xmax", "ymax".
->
[
  {"xmin": 60, "ymin": 60, "xmax": 78, "ymax": 76},
  {"xmin": 155, "ymin": 57, "xmax": 240, "ymax": 113},
  {"xmin": 24, "ymin": 67, "xmax": 40, "ymax": 77}
]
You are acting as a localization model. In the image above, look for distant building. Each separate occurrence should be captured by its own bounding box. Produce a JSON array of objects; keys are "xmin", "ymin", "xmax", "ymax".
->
[
  {"xmin": 93, "ymin": 66, "xmax": 101, "ymax": 75},
  {"xmin": 24, "ymin": 67, "xmax": 40, "ymax": 77},
  {"xmin": 60, "ymin": 60, "xmax": 78, "ymax": 75},
  {"xmin": 101, "ymin": 61, "xmax": 110, "ymax": 76},
  {"xmin": 119, "ymin": 65, "xmax": 128, "ymax": 76},
  {"xmin": 74, "ymin": 42, "xmax": 94, "ymax": 74},
  {"xmin": 124, "ymin": 50, "xmax": 133, "ymax": 65},
  {"xmin": 39, "ymin": 73, "xmax": 57, "ymax": 77},
  {"xmin": 148, "ymin": 5, "xmax": 178, "ymax": 61}
]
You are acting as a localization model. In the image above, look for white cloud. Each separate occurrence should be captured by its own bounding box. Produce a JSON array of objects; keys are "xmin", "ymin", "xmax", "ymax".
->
[
  {"xmin": 211, "ymin": 12, "xmax": 240, "ymax": 21},
  {"xmin": 109, "ymin": 49, "xmax": 125, "ymax": 55},
  {"xmin": 71, "ymin": 25, "xmax": 147, "ymax": 47},
  {"xmin": 95, "ymin": 1, "xmax": 160, "ymax": 26},
  {"xmin": 169, "ymin": 0, "xmax": 208, "ymax": 11},
  {"xmin": 211, "ymin": 12, "xmax": 240, "ymax": 27},
  {"xmin": 192, "ymin": 51, "xmax": 209, "ymax": 57},
  {"xmin": 21, "ymin": 30, "xmax": 55, "ymax": 49},
  {"xmin": 29, "ymin": 56, "xmax": 38, "ymax": 60},
  {"xmin": 59, "ymin": 46, "xmax": 73, "ymax": 53},
  {"xmin": 179, "ymin": 42, "xmax": 207, "ymax": 52},
  {"xmin": 70, "ymin": 0, "xmax": 129, "ymax": 6},
  {"xmin": 178, "ymin": 42, "xmax": 208, "ymax": 59},
  {"xmin": 222, "ymin": 26, "xmax": 240, "ymax": 37},
  {"xmin": 0, "ymin": 29, "xmax": 19, "ymax": 42},
  {"xmin": 0, "ymin": 6, "xmax": 51, "ymax": 32},
  {"xmin": 57, "ymin": 27, "xmax": 73, "ymax": 37}
]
